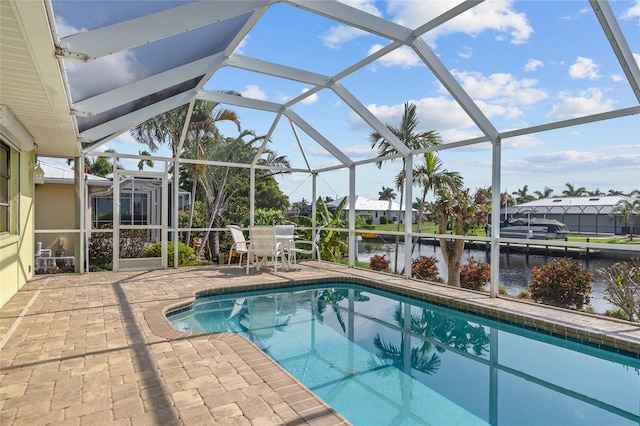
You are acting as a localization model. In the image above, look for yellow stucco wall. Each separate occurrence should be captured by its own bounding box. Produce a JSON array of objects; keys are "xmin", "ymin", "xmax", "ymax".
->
[
  {"xmin": 0, "ymin": 150, "xmax": 35, "ymax": 308},
  {"xmin": 34, "ymin": 182, "xmax": 78, "ymax": 259}
]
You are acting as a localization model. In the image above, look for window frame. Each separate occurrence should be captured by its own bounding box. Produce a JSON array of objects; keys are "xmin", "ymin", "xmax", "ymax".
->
[{"xmin": 0, "ymin": 141, "xmax": 10, "ymax": 234}]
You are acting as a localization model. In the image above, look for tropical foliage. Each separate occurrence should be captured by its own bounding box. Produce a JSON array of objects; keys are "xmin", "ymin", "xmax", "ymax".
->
[
  {"xmin": 370, "ymin": 102, "xmax": 441, "ymax": 272},
  {"xmin": 598, "ymin": 259, "xmax": 640, "ymax": 322},
  {"xmin": 433, "ymin": 187, "xmax": 477, "ymax": 287},
  {"xmin": 609, "ymin": 196, "xmax": 640, "ymax": 241}
]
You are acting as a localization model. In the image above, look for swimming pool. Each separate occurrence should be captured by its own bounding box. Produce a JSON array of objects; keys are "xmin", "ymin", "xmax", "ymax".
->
[{"xmin": 167, "ymin": 283, "xmax": 640, "ymax": 426}]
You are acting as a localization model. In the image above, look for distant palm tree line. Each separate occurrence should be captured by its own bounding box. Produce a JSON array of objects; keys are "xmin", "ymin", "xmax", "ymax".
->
[{"xmin": 506, "ymin": 184, "xmax": 638, "ymax": 205}]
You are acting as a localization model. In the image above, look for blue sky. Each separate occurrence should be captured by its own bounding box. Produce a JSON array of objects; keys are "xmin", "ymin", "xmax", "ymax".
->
[{"xmin": 48, "ymin": 0, "xmax": 640, "ymax": 204}]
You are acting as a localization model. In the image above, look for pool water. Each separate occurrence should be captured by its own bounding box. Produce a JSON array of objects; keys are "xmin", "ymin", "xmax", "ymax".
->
[{"xmin": 168, "ymin": 283, "xmax": 640, "ymax": 426}]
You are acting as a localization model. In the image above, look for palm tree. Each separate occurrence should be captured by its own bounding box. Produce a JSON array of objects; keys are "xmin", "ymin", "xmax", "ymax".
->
[
  {"xmin": 66, "ymin": 149, "xmax": 121, "ymax": 177},
  {"xmin": 131, "ymin": 96, "xmax": 240, "ymax": 157},
  {"xmin": 512, "ymin": 185, "xmax": 535, "ymax": 204},
  {"xmin": 198, "ymin": 130, "xmax": 291, "ymax": 257},
  {"xmin": 534, "ymin": 186, "xmax": 554, "ymax": 199},
  {"xmin": 137, "ymin": 150, "xmax": 154, "ymax": 171},
  {"xmin": 609, "ymin": 197, "xmax": 640, "ymax": 241},
  {"xmin": 406, "ymin": 152, "xmax": 462, "ymax": 260},
  {"xmin": 369, "ymin": 102, "xmax": 440, "ymax": 272},
  {"xmin": 562, "ymin": 183, "xmax": 587, "ymax": 197},
  {"xmin": 378, "ymin": 186, "xmax": 397, "ymax": 201},
  {"xmin": 586, "ymin": 188, "xmax": 605, "ymax": 196},
  {"xmin": 608, "ymin": 189, "xmax": 625, "ymax": 196},
  {"xmin": 132, "ymin": 98, "xmax": 241, "ymax": 246}
]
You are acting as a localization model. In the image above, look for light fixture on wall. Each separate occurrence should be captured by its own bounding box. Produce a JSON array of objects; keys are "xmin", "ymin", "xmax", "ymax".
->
[{"xmin": 33, "ymin": 162, "xmax": 45, "ymax": 185}]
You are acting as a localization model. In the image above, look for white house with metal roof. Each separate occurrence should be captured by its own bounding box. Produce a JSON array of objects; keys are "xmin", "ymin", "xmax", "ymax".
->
[
  {"xmin": 501, "ymin": 196, "xmax": 639, "ymax": 235},
  {"xmin": 328, "ymin": 195, "xmax": 417, "ymax": 224}
]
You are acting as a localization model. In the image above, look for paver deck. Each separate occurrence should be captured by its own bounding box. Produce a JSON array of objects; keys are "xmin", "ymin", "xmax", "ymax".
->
[{"xmin": 1, "ymin": 263, "xmax": 639, "ymax": 425}]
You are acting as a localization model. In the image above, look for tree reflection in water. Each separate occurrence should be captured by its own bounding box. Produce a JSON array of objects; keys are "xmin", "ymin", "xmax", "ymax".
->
[
  {"xmin": 370, "ymin": 303, "xmax": 491, "ymax": 379},
  {"xmin": 315, "ymin": 288, "xmax": 370, "ymax": 332}
]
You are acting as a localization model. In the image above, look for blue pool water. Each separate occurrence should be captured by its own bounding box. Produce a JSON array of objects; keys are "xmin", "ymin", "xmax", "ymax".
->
[{"xmin": 167, "ymin": 283, "xmax": 640, "ymax": 426}]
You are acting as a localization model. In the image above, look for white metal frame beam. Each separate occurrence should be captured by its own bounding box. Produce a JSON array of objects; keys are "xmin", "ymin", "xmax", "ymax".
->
[
  {"xmin": 73, "ymin": 54, "xmax": 226, "ymax": 116},
  {"xmin": 590, "ymin": 0, "xmax": 640, "ymax": 102}
]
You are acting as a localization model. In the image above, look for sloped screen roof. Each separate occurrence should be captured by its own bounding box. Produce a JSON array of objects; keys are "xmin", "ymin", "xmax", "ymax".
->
[{"xmin": 41, "ymin": 0, "xmax": 639, "ymax": 185}]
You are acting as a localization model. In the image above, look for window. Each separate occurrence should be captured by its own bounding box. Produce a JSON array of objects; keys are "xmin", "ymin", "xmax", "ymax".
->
[{"xmin": 0, "ymin": 142, "xmax": 9, "ymax": 233}]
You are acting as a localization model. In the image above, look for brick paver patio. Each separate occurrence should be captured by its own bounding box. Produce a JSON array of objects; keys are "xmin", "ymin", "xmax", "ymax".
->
[{"xmin": 1, "ymin": 263, "xmax": 639, "ymax": 425}]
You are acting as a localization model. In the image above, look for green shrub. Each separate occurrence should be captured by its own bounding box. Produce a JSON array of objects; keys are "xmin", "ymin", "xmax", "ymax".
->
[
  {"xmin": 144, "ymin": 241, "xmax": 200, "ymax": 267},
  {"xmin": 412, "ymin": 256, "xmax": 439, "ymax": 281},
  {"xmin": 529, "ymin": 258, "xmax": 593, "ymax": 310},
  {"xmin": 517, "ymin": 290, "xmax": 530, "ymax": 299},
  {"xmin": 604, "ymin": 308, "xmax": 630, "ymax": 320},
  {"xmin": 460, "ymin": 257, "xmax": 491, "ymax": 290},
  {"xmin": 498, "ymin": 285, "xmax": 507, "ymax": 295},
  {"xmin": 379, "ymin": 215, "xmax": 388, "ymax": 225},
  {"xmin": 88, "ymin": 230, "xmax": 113, "ymax": 271},
  {"xmin": 370, "ymin": 254, "xmax": 390, "ymax": 272}
]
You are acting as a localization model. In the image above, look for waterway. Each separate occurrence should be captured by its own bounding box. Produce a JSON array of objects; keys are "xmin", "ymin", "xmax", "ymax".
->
[{"xmin": 356, "ymin": 240, "xmax": 634, "ymax": 314}]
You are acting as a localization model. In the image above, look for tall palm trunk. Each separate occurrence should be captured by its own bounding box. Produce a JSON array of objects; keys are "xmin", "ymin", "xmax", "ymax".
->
[
  {"xmin": 198, "ymin": 166, "xmax": 231, "ymax": 258},
  {"xmin": 394, "ymin": 166, "xmax": 404, "ymax": 274},
  {"xmin": 185, "ymin": 169, "xmax": 198, "ymax": 246}
]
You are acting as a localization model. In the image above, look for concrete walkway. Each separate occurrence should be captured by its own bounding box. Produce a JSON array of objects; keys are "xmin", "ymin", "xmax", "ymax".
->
[{"xmin": 1, "ymin": 263, "xmax": 639, "ymax": 425}]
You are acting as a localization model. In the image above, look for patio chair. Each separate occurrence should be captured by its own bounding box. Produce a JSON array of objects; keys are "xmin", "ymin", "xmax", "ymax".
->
[
  {"xmin": 246, "ymin": 226, "xmax": 286, "ymax": 274},
  {"xmin": 274, "ymin": 224, "xmax": 295, "ymax": 256},
  {"xmin": 289, "ymin": 225, "xmax": 325, "ymax": 268},
  {"xmin": 227, "ymin": 225, "xmax": 250, "ymax": 268}
]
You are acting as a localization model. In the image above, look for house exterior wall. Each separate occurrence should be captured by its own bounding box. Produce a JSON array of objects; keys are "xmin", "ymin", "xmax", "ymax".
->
[
  {"xmin": 0, "ymin": 150, "xmax": 35, "ymax": 308},
  {"xmin": 34, "ymin": 182, "xmax": 78, "ymax": 262}
]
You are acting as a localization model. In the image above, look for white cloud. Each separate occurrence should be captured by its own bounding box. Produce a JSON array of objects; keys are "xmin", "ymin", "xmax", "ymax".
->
[
  {"xmin": 369, "ymin": 44, "xmax": 422, "ymax": 68},
  {"xmin": 321, "ymin": 1, "xmax": 381, "ymax": 48},
  {"xmin": 241, "ymin": 85, "xmax": 267, "ymax": 101},
  {"xmin": 299, "ymin": 88, "xmax": 319, "ymax": 105},
  {"xmin": 569, "ymin": 57, "xmax": 601, "ymax": 80},
  {"xmin": 56, "ymin": 17, "xmax": 137, "ymax": 101},
  {"xmin": 545, "ymin": 88, "xmax": 615, "ymax": 120},
  {"xmin": 452, "ymin": 70, "xmax": 548, "ymax": 106},
  {"xmin": 502, "ymin": 135, "xmax": 545, "ymax": 148},
  {"xmin": 353, "ymin": 97, "xmax": 476, "ymax": 135},
  {"xmin": 388, "ymin": 0, "xmax": 533, "ymax": 46},
  {"xmin": 339, "ymin": 0, "xmax": 382, "ymax": 16},
  {"xmin": 234, "ymin": 34, "xmax": 249, "ymax": 55},
  {"xmin": 524, "ymin": 59, "xmax": 543, "ymax": 72},
  {"xmin": 321, "ymin": 26, "xmax": 367, "ymax": 49},
  {"xmin": 524, "ymin": 150, "xmax": 640, "ymax": 171},
  {"xmin": 325, "ymin": 1, "xmax": 533, "ymax": 49},
  {"xmin": 458, "ymin": 46, "xmax": 473, "ymax": 59},
  {"xmin": 621, "ymin": 0, "xmax": 640, "ymax": 22},
  {"xmin": 611, "ymin": 74, "xmax": 623, "ymax": 83}
]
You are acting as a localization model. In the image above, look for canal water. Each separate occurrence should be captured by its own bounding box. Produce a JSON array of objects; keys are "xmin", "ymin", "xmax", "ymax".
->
[{"xmin": 356, "ymin": 240, "xmax": 631, "ymax": 314}]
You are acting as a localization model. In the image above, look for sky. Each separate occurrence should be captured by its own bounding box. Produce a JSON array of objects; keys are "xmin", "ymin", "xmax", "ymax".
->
[{"xmin": 45, "ymin": 0, "xmax": 640, "ymax": 205}]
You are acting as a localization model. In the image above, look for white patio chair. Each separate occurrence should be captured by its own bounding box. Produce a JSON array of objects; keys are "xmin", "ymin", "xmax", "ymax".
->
[
  {"xmin": 289, "ymin": 226, "xmax": 325, "ymax": 268},
  {"xmin": 274, "ymin": 224, "xmax": 295, "ymax": 257},
  {"xmin": 246, "ymin": 226, "xmax": 286, "ymax": 274},
  {"xmin": 227, "ymin": 225, "xmax": 250, "ymax": 268}
]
